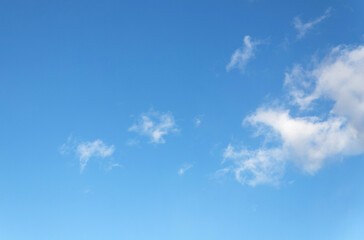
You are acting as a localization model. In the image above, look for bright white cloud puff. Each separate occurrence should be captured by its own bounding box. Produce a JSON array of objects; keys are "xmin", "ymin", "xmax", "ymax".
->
[
  {"xmin": 223, "ymin": 44, "xmax": 364, "ymax": 186},
  {"xmin": 129, "ymin": 110, "xmax": 178, "ymax": 144}
]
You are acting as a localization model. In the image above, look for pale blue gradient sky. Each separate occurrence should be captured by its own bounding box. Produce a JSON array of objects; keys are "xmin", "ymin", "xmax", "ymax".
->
[{"xmin": 1, "ymin": 0, "xmax": 364, "ymax": 239}]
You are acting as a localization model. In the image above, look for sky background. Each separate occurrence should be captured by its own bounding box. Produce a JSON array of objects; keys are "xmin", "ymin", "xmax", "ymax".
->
[{"xmin": 1, "ymin": 0, "xmax": 364, "ymax": 239}]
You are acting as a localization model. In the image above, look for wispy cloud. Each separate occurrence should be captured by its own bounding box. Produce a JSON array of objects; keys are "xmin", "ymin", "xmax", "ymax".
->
[
  {"xmin": 178, "ymin": 164, "xmax": 193, "ymax": 176},
  {"xmin": 59, "ymin": 134, "xmax": 74, "ymax": 155},
  {"xmin": 129, "ymin": 110, "xmax": 178, "ymax": 144},
  {"xmin": 77, "ymin": 140, "xmax": 115, "ymax": 172},
  {"xmin": 194, "ymin": 115, "xmax": 203, "ymax": 127},
  {"xmin": 105, "ymin": 162, "xmax": 122, "ymax": 171},
  {"xmin": 223, "ymin": 145, "xmax": 284, "ymax": 186},
  {"xmin": 226, "ymin": 35, "xmax": 261, "ymax": 72},
  {"xmin": 293, "ymin": 7, "xmax": 332, "ymax": 39},
  {"xmin": 223, "ymin": 44, "xmax": 364, "ymax": 186},
  {"xmin": 60, "ymin": 136, "xmax": 115, "ymax": 173},
  {"xmin": 125, "ymin": 139, "xmax": 140, "ymax": 147}
]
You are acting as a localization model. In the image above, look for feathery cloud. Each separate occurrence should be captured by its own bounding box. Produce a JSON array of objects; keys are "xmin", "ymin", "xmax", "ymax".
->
[
  {"xmin": 60, "ymin": 136, "xmax": 115, "ymax": 173},
  {"xmin": 226, "ymin": 35, "xmax": 261, "ymax": 72},
  {"xmin": 224, "ymin": 145, "xmax": 284, "ymax": 186},
  {"xmin": 293, "ymin": 7, "xmax": 332, "ymax": 39},
  {"xmin": 178, "ymin": 164, "xmax": 193, "ymax": 176},
  {"xmin": 77, "ymin": 140, "xmax": 115, "ymax": 172},
  {"xmin": 223, "ymin": 44, "xmax": 364, "ymax": 186},
  {"xmin": 129, "ymin": 110, "xmax": 178, "ymax": 144}
]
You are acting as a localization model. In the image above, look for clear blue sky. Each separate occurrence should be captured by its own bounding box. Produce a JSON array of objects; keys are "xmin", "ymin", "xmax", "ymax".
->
[{"xmin": 1, "ymin": 0, "xmax": 364, "ymax": 239}]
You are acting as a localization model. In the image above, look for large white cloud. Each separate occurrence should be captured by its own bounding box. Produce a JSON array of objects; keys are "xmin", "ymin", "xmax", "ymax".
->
[
  {"xmin": 287, "ymin": 45, "xmax": 364, "ymax": 134},
  {"xmin": 223, "ymin": 44, "xmax": 364, "ymax": 186}
]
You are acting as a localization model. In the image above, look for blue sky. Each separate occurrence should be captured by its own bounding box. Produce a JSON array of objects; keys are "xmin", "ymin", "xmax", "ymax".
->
[{"xmin": 1, "ymin": 0, "xmax": 364, "ymax": 239}]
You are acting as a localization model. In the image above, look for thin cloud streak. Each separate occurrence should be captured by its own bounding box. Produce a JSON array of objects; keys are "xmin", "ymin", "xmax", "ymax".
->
[
  {"xmin": 178, "ymin": 164, "xmax": 193, "ymax": 176},
  {"xmin": 293, "ymin": 7, "xmax": 332, "ymax": 39},
  {"xmin": 226, "ymin": 35, "xmax": 261, "ymax": 72}
]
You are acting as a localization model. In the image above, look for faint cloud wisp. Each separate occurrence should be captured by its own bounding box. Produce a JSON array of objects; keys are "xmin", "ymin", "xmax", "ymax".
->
[
  {"xmin": 226, "ymin": 35, "xmax": 261, "ymax": 72},
  {"xmin": 178, "ymin": 164, "xmax": 193, "ymax": 176},
  {"xmin": 293, "ymin": 7, "xmax": 332, "ymax": 39},
  {"xmin": 60, "ymin": 136, "xmax": 116, "ymax": 173}
]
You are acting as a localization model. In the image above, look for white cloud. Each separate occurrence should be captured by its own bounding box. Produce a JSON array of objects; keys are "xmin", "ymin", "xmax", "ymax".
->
[
  {"xmin": 60, "ymin": 136, "xmax": 116, "ymax": 173},
  {"xmin": 293, "ymin": 7, "xmax": 332, "ymax": 39},
  {"xmin": 226, "ymin": 35, "xmax": 261, "ymax": 72},
  {"xmin": 224, "ymin": 145, "xmax": 285, "ymax": 186},
  {"xmin": 245, "ymin": 108, "xmax": 355, "ymax": 173},
  {"xmin": 178, "ymin": 164, "xmax": 193, "ymax": 176},
  {"xmin": 129, "ymin": 110, "xmax": 178, "ymax": 144},
  {"xmin": 287, "ymin": 45, "xmax": 364, "ymax": 129},
  {"xmin": 77, "ymin": 140, "xmax": 115, "ymax": 172},
  {"xmin": 223, "ymin": 44, "xmax": 364, "ymax": 185}
]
